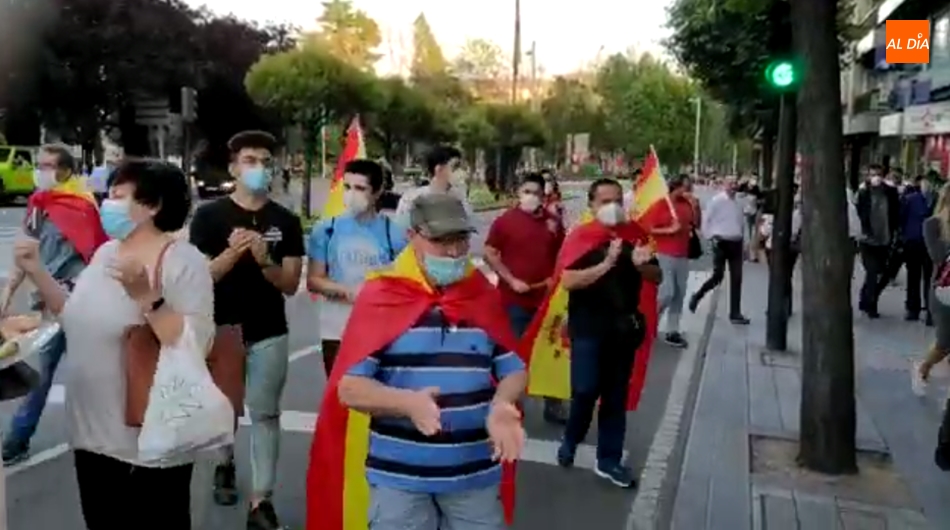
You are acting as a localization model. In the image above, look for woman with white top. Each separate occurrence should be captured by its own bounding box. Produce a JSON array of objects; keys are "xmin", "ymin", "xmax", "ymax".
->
[{"xmin": 14, "ymin": 159, "xmax": 212, "ymax": 529}]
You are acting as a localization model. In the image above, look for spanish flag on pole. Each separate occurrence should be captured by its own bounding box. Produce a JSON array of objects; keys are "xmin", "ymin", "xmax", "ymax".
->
[
  {"xmin": 520, "ymin": 148, "xmax": 667, "ymax": 410},
  {"xmin": 305, "ymin": 249, "xmax": 520, "ymax": 530},
  {"xmin": 321, "ymin": 117, "xmax": 367, "ymax": 220},
  {"xmin": 631, "ymin": 146, "xmax": 670, "ymax": 220}
]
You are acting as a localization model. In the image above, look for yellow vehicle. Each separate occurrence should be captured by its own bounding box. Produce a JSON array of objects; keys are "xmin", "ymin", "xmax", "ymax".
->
[{"xmin": 0, "ymin": 146, "xmax": 36, "ymax": 201}]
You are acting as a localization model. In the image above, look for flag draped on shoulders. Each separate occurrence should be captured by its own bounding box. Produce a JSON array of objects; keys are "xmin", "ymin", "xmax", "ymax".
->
[
  {"xmin": 306, "ymin": 249, "xmax": 520, "ymax": 530},
  {"xmin": 26, "ymin": 179, "xmax": 106, "ymax": 263},
  {"xmin": 321, "ymin": 118, "xmax": 367, "ymax": 220},
  {"xmin": 519, "ymin": 218, "xmax": 658, "ymax": 410}
]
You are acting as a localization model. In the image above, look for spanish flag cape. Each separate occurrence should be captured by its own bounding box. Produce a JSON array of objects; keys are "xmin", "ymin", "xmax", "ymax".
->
[
  {"xmin": 26, "ymin": 178, "xmax": 107, "ymax": 263},
  {"xmin": 520, "ymin": 217, "xmax": 659, "ymax": 410},
  {"xmin": 306, "ymin": 249, "xmax": 520, "ymax": 530}
]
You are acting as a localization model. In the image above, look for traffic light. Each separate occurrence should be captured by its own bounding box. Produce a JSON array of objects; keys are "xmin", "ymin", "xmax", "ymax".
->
[
  {"xmin": 181, "ymin": 87, "xmax": 198, "ymax": 123},
  {"xmin": 765, "ymin": 59, "xmax": 800, "ymax": 92}
]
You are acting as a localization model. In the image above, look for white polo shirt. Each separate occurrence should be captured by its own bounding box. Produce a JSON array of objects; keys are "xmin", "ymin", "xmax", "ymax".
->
[{"xmin": 703, "ymin": 191, "xmax": 744, "ymax": 240}]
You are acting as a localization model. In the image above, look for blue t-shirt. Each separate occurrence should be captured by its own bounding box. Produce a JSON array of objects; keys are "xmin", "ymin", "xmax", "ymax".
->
[
  {"xmin": 347, "ymin": 308, "xmax": 525, "ymax": 494},
  {"xmin": 308, "ymin": 213, "xmax": 408, "ymax": 339}
]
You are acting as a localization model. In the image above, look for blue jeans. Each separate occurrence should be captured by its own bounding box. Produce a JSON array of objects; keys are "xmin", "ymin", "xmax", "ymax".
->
[
  {"xmin": 562, "ymin": 331, "xmax": 635, "ymax": 465},
  {"xmin": 245, "ymin": 334, "xmax": 290, "ymax": 499},
  {"xmin": 368, "ymin": 485, "xmax": 504, "ymax": 530},
  {"xmin": 6, "ymin": 328, "xmax": 66, "ymax": 447},
  {"xmin": 505, "ymin": 304, "xmax": 535, "ymax": 338}
]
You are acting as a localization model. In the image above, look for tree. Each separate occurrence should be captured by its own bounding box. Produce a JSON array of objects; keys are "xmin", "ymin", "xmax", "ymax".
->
[
  {"xmin": 452, "ymin": 38, "xmax": 508, "ymax": 101},
  {"xmin": 793, "ymin": 0, "xmax": 856, "ymax": 475},
  {"xmin": 311, "ymin": 0, "xmax": 382, "ymax": 70},
  {"xmin": 365, "ymin": 77, "xmax": 445, "ymax": 169},
  {"xmin": 540, "ymin": 77, "xmax": 601, "ymax": 162},
  {"xmin": 411, "ymin": 13, "xmax": 447, "ymax": 79},
  {"xmin": 455, "ymin": 105, "xmax": 495, "ymax": 167},
  {"xmin": 484, "ymin": 103, "xmax": 547, "ymax": 191}
]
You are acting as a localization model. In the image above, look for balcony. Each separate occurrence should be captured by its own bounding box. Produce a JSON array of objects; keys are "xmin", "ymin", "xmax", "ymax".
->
[{"xmin": 853, "ymin": 89, "xmax": 883, "ymax": 113}]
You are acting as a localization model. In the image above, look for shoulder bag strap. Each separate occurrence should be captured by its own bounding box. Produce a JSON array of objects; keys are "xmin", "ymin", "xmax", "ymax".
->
[{"xmin": 151, "ymin": 239, "xmax": 176, "ymax": 294}]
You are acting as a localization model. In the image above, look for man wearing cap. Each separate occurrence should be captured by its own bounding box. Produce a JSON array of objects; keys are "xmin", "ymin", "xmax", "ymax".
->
[{"xmin": 317, "ymin": 193, "xmax": 526, "ymax": 529}]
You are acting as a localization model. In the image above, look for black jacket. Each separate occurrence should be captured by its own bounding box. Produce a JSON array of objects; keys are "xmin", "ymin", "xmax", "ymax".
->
[{"xmin": 856, "ymin": 184, "xmax": 900, "ymax": 244}]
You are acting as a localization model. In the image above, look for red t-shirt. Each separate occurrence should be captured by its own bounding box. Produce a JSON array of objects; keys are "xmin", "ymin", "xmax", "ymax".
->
[
  {"xmin": 640, "ymin": 196, "xmax": 695, "ymax": 258},
  {"xmin": 485, "ymin": 207, "xmax": 564, "ymax": 309}
]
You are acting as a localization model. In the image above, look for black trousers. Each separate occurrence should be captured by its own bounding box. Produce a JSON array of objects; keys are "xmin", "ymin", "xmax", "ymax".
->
[
  {"xmin": 859, "ymin": 243, "xmax": 890, "ymax": 312},
  {"xmin": 74, "ymin": 450, "xmax": 193, "ymax": 530},
  {"xmin": 693, "ymin": 238, "xmax": 744, "ymax": 316},
  {"xmin": 902, "ymin": 239, "xmax": 932, "ymax": 314}
]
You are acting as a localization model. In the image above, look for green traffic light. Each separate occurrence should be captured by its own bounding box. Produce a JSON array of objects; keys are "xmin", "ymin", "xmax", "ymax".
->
[{"xmin": 766, "ymin": 61, "xmax": 796, "ymax": 88}]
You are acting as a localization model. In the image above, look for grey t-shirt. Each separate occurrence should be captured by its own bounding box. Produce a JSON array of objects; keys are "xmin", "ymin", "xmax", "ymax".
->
[{"xmin": 61, "ymin": 239, "xmax": 215, "ymax": 467}]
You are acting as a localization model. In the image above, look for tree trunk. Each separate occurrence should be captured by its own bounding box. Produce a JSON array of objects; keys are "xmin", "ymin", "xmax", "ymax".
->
[{"xmin": 793, "ymin": 0, "xmax": 857, "ymax": 474}]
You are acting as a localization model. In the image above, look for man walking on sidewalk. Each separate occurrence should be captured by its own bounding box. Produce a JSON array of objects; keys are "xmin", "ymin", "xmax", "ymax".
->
[
  {"xmin": 856, "ymin": 164, "xmax": 900, "ymax": 318},
  {"xmin": 689, "ymin": 176, "xmax": 749, "ymax": 324}
]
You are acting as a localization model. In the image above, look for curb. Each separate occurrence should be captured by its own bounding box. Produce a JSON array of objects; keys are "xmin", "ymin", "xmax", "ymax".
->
[{"xmin": 625, "ymin": 273, "xmax": 722, "ymax": 530}]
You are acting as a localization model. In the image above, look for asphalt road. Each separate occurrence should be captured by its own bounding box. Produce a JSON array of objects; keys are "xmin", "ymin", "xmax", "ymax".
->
[{"xmin": 0, "ymin": 181, "xmax": 715, "ymax": 529}]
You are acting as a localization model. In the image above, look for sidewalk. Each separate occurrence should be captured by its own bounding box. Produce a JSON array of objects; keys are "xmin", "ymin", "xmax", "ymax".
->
[{"xmin": 670, "ymin": 262, "xmax": 950, "ymax": 529}]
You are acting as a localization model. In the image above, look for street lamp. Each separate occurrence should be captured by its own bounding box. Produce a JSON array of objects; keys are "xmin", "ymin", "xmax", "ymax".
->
[{"xmin": 691, "ymin": 96, "xmax": 702, "ymax": 179}]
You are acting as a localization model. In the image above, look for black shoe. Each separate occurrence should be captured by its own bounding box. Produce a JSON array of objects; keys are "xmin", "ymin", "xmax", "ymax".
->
[
  {"xmin": 594, "ymin": 461, "xmax": 637, "ymax": 488},
  {"xmin": 556, "ymin": 442, "xmax": 576, "ymax": 468},
  {"xmin": 688, "ymin": 294, "xmax": 700, "ymax": 313},
  {"xmin": 664, "ymin": 332, "xmax": 689, "ymax": 349},
  {"xmin": 730, "ymin": 315, "xmax": 751, "ymax": 325},
  {"xmin": 543, "ymin": 400, "xmax": 568, "ymax": 425},
  {"xmin": 248, "ymin": 500, "xmax": 285, "ymax": 530},
  {"xmin": 863, "ymin": 309, "xmax": 880, "ymax": 319},
  {"xmin": 2, "ymin": 440, "xmax": 29, "ymax": 466},
  {"xmin": 905, "ymin": 311, "xmax": 920, "ymax": 322},
  {"xmin": 926, "ymin": 312, "xmax": 934, "ymax": 327},
  {"xmin": 214, "ymin": 462, "xmax": 239, "ymax": 506}
]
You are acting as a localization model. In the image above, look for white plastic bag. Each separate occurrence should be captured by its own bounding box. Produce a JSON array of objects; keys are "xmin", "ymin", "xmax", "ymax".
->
[{"xmin": 138, "ymin": 320, "xmax": 234, "ymax": 464}]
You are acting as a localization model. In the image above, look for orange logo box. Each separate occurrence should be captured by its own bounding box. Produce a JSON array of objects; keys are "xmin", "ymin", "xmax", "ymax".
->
[{"xmin": 885, "ymin": 20, "xmax": 931, "ymax": 64}]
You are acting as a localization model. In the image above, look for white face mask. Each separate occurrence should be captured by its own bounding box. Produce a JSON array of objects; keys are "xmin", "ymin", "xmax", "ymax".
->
[
  {"xmin": 343, "ymin": 189, "xmax": 370, "ymax": 214},
  {"xmin": 544, "ymin": 182, "xmax": 553, "ymax": 194},
  {"xmin": 595, "ymin": 202, "xmax": 625, "ymax": 226},
  {"xmin": 518, "ymin": 193, "xmax": 541, "ymax": 212},
  {"xmin": 33, "ymin": 169, "xmax": 58, "ymax": 190},
  {"xmin": 869, "ymin": 176, "xmax": 882, "ymax": 186}
]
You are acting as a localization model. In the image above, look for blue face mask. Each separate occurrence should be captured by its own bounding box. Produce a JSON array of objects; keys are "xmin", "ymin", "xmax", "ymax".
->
[
  {"xmin": 423, "ymin": 254, "xmax": 468, "ymax": 286},
  {"xmin": 241, "ymin": 167, "xmax": 271, "ymax": 193},
  {"xmin": 100, "ymin": 199, "xmax": 137, "ymax": 240}
]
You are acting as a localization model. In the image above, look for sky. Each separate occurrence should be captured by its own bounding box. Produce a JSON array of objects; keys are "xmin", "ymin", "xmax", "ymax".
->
[{"xmin": 187, "ymin": 0, "xmax": 674, "ymax": 75}]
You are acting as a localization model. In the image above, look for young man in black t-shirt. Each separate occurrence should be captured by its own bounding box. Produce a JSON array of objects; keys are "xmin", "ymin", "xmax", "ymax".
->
[
  {"xmin": 557, "ymin": 178, "xmax": 661, "ymax": 489},
  {"xmin": 189, "ymin": 130, "xmax": 304, "ymax": 530}
]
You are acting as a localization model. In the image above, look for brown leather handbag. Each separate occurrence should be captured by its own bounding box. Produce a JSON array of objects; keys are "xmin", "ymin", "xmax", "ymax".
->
[{"xmin": 124, "ymin": 241, "xmax": 246, "ymax": 427}]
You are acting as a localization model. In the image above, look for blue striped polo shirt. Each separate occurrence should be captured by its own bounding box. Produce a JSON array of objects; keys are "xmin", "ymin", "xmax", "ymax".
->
[{"xmin": 347, "ymin": 307, "xmax": 525, "ymax": 493}]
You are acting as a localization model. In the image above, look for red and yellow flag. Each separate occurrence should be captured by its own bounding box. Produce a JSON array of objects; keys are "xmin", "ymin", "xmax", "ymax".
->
[
  {"xmin": 321, "ymin": 117, "xmax": 367, "ymax": 220},
  {"xmin": 631, "ymin": 146, "xmax": 669, "ymax": 220},
  {"xmin": 305, "ymin": 249, "xmax": 520, "ymax": 530},
  {"xmin": 27, "ymin": 177, "xmax": 106, "ymax": 263}
]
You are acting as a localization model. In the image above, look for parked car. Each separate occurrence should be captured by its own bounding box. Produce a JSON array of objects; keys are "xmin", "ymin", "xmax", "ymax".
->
[
  {"xmin": 0, "ymin": 146, "xmax": 37, "ymax": 202},
  {"xmin": 193, "ymin": 169, "xmax": 235, "ymax": 199}
]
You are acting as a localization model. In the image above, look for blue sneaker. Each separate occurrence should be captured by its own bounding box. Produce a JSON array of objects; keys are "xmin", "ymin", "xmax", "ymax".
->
[
  {"xmin": 595, "ymin": 461, "xmax": 636, "ymax": 488},
  {"xmin": 556, "ymin": 442, "xmax": 576, "ymax": 468}
]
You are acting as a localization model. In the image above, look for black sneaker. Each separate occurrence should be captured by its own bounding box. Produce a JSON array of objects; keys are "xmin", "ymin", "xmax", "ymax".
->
[
  {"xmin": 688, "ymin": 294, "xmax": 700, "ymax": 313},
  {"xmin": 594, "ymin": 461, "xmax": 637, "ymax": 488},
  {"xmin": 926, "ymin": 312, "xmax": 934, "ymax": 327},
  {"xmin": 2, "ymin": 440, "xmax": 29, "ymax": 466},
  {"xmin": 556, "ymin": 442, "xmax": 576, "ymax": 468},
  {"xmin": 664, "ymin": 332, "xmax": 689, "ymax": 349},
  {"xmin": 730, "ymin": 315, "xmax": 751, "ymax": 325},
  {"xmin": 248, "ymin": 500, "xmax": 285, "ymax": 530},
  {"xmin": 213, "ymin": 462, "xmax": 239, "ymax": 506}
]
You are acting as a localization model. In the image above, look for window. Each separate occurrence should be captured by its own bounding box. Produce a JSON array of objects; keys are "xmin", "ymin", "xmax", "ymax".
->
[{"xmin": 0, "ymin": 147, "xmax": 10, "ymax": 163}]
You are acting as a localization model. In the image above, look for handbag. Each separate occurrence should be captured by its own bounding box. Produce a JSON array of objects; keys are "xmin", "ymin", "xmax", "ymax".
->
[
  {"xmin": 0, "ymin": 362, "xmax": 39, "ymax": 402},
  {"xmin": 124, "ymin": 241, "xmax": 246, "ymax": 427}
]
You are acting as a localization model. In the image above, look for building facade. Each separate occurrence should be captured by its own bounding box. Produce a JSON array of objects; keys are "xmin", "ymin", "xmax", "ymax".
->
[{"xmin": 843, "ymin": 0, "xmax": 950, "ymax": 183}]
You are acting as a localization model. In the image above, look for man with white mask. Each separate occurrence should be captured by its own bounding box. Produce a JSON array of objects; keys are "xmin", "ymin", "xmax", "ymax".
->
[
  {"xmin": 557, "ymin": 178, "xmax": 661, "ymax": 488},
  {"xmin": 395, "ymin": 145, "xmax": 472, "ymax": 226},
  {"xmin": 308, "ymin": 159, "xmax": 409, "ymax": 376},
  {"xmin": 485, "ymin": 172, "xmax": 566, "ymax": 423}
]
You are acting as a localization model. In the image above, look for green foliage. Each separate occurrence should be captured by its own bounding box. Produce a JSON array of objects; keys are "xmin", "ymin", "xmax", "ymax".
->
[
  {"xmin": 411, "ymin": 14, "xmax": 448, "ymax": 78},
  {"xmin": 245, "ymin": 45, "xmax": 379, "ymax": 126},
  {"xmin": 365, "ymin": 77, "xmax": 449, "ymax": 161},
  {"xmin": 309, "ymin": 0, "xmax": 382, "ymax": 70},
  {"xmin": 485, "ymin": 104, "xmax": 548, "ymax": 149}
]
